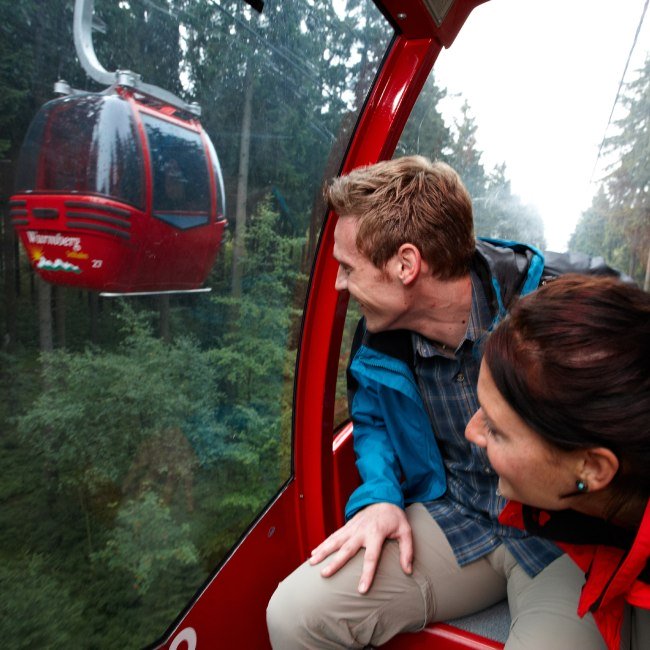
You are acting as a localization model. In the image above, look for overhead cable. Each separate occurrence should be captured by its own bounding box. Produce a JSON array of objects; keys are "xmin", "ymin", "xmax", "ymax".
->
[{"xmin": 591, "ymin": 0, "xmax": 649, "ymax": 182}]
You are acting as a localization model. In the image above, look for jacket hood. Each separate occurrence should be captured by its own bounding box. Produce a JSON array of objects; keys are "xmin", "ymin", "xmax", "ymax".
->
[{"xmin": 474, "ymin": 238, "xmax": 545, "ymax": 319}]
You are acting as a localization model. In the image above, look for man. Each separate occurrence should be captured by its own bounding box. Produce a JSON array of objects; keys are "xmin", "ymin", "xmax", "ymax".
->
[{"xmin": 267, "ymin": 156, "xmax": 618, "ymax": 649}]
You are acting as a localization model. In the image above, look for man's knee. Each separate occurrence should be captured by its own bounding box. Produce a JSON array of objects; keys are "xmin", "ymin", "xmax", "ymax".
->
[{"xmin": 267, "ymin": 575, "xmax": 305, "ymax": 645}]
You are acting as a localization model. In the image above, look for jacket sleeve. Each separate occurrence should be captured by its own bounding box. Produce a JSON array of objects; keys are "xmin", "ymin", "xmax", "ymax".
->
[{"xmin": 344, "ymin": 375, "xmax": 405, "ymax": 520}]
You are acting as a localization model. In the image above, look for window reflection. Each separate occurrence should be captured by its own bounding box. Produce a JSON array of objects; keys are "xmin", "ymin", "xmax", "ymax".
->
[
  {"xmin": 143, "ymin": 115, "xmax": 211, "ymax": 217},
  {"xmin": 15, "ymin": 95, "xmax": 144, "ymax": 209},
  {"xmin": 0, "ymin": 0, "xmax": 392, "ymax": 646}
]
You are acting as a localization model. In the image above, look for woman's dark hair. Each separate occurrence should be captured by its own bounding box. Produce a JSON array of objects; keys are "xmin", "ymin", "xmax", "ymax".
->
[{"xmin": 485, "ymin": 274, "xmax": 650, "ymax": 500}]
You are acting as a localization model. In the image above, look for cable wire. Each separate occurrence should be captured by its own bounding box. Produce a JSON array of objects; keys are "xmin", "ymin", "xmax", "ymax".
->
[{"xmin": 591, "ymin": 0, "xmax": 649, "ymax": 182}]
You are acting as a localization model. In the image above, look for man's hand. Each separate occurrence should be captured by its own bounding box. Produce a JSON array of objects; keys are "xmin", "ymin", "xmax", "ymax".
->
[{"xmin": 308, "ymin": 502, "xmax": 413, "ymax": 594}]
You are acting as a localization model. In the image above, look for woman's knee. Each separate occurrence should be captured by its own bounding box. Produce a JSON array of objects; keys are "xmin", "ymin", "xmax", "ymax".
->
[{"xmin": 505, "ymin": 554, "xmax": 606, "ymax": 650}]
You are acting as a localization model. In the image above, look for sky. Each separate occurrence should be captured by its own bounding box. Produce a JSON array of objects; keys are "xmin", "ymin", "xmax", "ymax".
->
[{"xmin": 433, "ymin": 0, "xmax": 649, "ymax": 251}]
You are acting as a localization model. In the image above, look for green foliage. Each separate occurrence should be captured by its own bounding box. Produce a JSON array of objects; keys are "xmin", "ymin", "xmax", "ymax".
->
[
  {"xmin": 475, "ymin": 163, "xmax": 546, "ymax": 249},
  {"xmin": 16, "ymin": 306, "xmax": 216, "ymax": 494},
  {"xmin": 398, "ymin": 84, "xmax": 547, "ymax": 247},
  {"xmin": 207, "ymin": 199, "xmax": 304, "ymax": 472},
  {"xmin": 0, "ymin": 554, "xmax": 86, "ymax": 648},
  {"xmin": 397, "ymin": 74, "xmax": 450, "ymax": 160},
  {"xmin": 93, "ymin": 491, "xmax": 199, "ymax": 594},
  {"xmin": 93, "ymin": 0, "xmax": 185, "ymax": 96},
  {"xmin": 0, "ymin": 1, "xmax": 49, "ymax": 157},
  {"xmin": 445, "ymin": 101, "xmax": 488, "ymax": 198},
  {"xmin": 2, "ymin": 190, "xmax": 305, "ymax": 641},
  {"xmin": 570, "ymin": 57, "xmax": 650, "ymax": 284},
  {"xmin": 570, "ymin": 187, "xmax": 627, "ymax": 267},
  {"xmin": 180, "ymin": 0, "xmax": 392, "ymax": 244}
]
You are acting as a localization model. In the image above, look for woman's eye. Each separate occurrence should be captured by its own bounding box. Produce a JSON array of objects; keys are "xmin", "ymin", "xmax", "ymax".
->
[{"xmin": 482, "ymin": 415, "xmax": 498, "ymax": 439}]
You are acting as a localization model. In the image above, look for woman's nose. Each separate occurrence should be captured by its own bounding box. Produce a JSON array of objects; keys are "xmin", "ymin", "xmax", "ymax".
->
[{"xmin": 465, "ymin": 409, "xmax": 487, "ymax": 448}]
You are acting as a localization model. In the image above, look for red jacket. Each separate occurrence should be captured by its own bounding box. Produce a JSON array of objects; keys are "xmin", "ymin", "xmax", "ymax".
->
[{"xmin": 499, "ymin": 499, "xmax": 650, "ymax": 650}]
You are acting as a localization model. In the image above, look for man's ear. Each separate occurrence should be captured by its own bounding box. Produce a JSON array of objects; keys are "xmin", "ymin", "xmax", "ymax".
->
[
  {"xmin": 581, "ymin": 447, "xmax": 619, "ymax": 492},
  {"xmin": 395, "ymin": 243, "xmax": 421, "ymax": 286}
]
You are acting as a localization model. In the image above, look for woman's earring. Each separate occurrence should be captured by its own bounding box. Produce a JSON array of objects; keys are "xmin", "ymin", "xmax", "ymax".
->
[{"xmin": 576, "ymin": 479, "xmax": 588, "ymax": 493}]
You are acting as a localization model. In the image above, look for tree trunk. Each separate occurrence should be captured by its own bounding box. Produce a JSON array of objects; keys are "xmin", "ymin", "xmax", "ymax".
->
[
  {"xmin": 628, "ymin": 249, "xmax": 636, "ymax": 279},
  {"xmin": 305, "ymin": 110, "xmax": 355, "ymax": 267},
  {"xmin": 89, "ymin": 291, "xmax": 99, "ymax": 344},
  {"xmin": 54, "ymin": 285, "xmax": 66, "ymax": 349},
  {"xmin": 79, "ymin": 486, "xmax": 93, "ymax": 557},
  {"xmin": 159, "ymin": 294, "xmax": 171, "ymax": 343},
  {"xmin": 37, "ymin": 276, "xmax": 53, "ymax": 353},
  {"xmin": 14, "ymin": 232, "xmax": 20, "ymax": 297},
  {"xmin": 231, "ymin": 68, "xmax": 254, "ymax": 298},
  {"xmin": 2, "ymin": 205, "xmax": 17, "ymax": 350},
  {"xmin": 644, "ymin": 247, "xmax": 650, "ymax": 292},
  {"xmin": 305, "ymin": 46, "xmax": 373, "ymax": 268}
]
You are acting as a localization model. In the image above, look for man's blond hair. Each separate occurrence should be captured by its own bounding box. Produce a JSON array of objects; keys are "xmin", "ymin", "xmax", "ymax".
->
[{"xmin": 326, "ymin": 156, "xmax": 475, "ymax": 279}]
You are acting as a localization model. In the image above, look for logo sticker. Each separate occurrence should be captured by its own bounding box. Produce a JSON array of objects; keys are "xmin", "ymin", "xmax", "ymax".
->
[
  {"xmin": 36, "ymin": 255, "xmax": 82, "ymax": 274},
  {"xmin": 26, "ymin": 230, "xmax": 82, "ymax": 252}
]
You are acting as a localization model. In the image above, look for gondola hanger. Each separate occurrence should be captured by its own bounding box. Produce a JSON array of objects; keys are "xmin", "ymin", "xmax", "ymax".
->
[{"xmin": 70, "ymin": 0, "xmax": 201, "ymax": 117}]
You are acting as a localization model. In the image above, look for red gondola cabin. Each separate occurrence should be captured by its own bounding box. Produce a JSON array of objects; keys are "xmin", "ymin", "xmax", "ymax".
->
[{"xmin": 10, "ymin": 87, "xmax": 226, "ymax": 293}]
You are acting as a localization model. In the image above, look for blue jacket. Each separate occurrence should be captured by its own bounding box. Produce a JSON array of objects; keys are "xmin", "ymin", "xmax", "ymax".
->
[{"xmin": 345, "ymin": 238, "xmax": 621, "ymax": 520}]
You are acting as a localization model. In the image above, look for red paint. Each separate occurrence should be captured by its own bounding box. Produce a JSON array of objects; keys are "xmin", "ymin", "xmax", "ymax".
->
[{"xmin": 11, "ymin": 193, "xmax": 226, "ymax": 293}]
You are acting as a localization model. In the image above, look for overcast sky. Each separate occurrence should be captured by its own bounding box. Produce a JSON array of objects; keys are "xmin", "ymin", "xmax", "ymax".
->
[{"xmin": 434, "ymin": 0, "xmax": 649, "ymax": 251}]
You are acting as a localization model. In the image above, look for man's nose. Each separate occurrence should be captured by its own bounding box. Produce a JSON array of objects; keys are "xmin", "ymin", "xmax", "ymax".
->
[{"xmin": 465, "ymin": 409, "xmax": 487, "ymax": 447}]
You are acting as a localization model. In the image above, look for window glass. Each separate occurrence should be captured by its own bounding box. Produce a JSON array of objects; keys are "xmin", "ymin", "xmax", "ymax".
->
[
  {"xmin": 396, "ymin": 0, "xmax": 649, "ymax": 277},
  {"xmin": 15, "ymin": 94, "xmax": 144, "ymax": 208},
  {"xmin": 142, "ymin": 114, "xmax": 211, "ymax": 217},
  {"xmin": 0, "ymin": 0, "xmax": 392, "ymax": 646},
  {"xmin": 333, "ymin": 299, "xmax": 362, "ymax": 429},
  {"xmin": 334, "ymin": 0, "xmax": 649, "ymax": 432}
]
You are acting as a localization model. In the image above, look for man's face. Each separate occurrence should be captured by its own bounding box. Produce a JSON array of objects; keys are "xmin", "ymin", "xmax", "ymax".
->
[{"xmin": 333, "ymin": 216, "xmax": 408, "ymax": 333}]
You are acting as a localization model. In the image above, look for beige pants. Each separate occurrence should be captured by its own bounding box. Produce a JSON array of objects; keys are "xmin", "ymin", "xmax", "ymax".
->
[{"xmin": 267, "ymin": 503, "xmax": 606, "ymax": 649}]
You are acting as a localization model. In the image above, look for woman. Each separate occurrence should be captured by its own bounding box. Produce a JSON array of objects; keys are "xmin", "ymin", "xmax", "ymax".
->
[{"xmin": 465, "ymin": 274, "xmax": 650, "ymax": 650}]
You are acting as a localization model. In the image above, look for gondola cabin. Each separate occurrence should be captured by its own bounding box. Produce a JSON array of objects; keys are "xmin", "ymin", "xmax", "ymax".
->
[
  {"xmin": 10, "ymin": 87, "xmax": 226, "ymax": 294},
  {"xmin": 1, "ymin": 0, "xmax": 646, "ymax": 649}
]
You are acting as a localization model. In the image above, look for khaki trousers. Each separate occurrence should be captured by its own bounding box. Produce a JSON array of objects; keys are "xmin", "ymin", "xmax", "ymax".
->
[{"xmin": 267, "ymin": 503, "xmax": 606, "ymax": 649}]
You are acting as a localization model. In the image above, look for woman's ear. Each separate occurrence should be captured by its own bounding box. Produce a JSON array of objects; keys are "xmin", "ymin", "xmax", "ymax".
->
[
  {"xmin": 581, "ymin": 447, "xmax": 619, "ymax": 492},
  {"xmin": 395, "ymin": 243, "xmax": 421, "ymax": 286}
]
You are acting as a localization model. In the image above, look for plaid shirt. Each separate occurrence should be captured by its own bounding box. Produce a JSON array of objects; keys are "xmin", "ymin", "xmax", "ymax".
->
[{"xmin": 413, "ymin": 270, "xmax": 562, "ymax": 577}]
